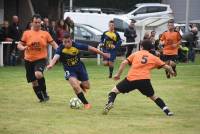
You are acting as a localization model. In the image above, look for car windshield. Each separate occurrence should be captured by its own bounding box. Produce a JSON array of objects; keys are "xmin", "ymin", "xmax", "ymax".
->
[
  {"xmin": 124, "ymin": 6, "xmax": 137, "ymax": 13},
  {"xmin": 81, "ymin": 25, "xmax": 103, "ymax": 35}
]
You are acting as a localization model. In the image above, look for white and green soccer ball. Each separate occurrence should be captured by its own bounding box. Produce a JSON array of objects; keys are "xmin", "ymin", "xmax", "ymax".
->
[{"xmin": 69, "ymin": 97, "xmax": 82, "ymax": 109}]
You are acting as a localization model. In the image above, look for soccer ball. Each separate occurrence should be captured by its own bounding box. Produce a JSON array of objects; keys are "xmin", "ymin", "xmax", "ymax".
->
[{"xmin": 69, "ymin": 97, "xmax": 82, "ymax": 109}]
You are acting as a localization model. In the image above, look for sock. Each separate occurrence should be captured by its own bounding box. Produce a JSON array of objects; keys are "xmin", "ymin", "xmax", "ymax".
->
[
  {"xmin": 108, "ymin": 92, "xmax": 117, "ymax": 104},
  {"xmin": 77, "ymin": 92, "xmax": 88, "ymax": 104},
  {"xmin": 154, "ymin": 97, "xmax": 170, "ymax": 115},
  {"xmin": 38, "ymin": 77, "xmax": 48, "ymax": 98},
  {"xmin": 109, "ymin": 67, "xmax": 114, "ymax": 77},
  {"xmin": 33, "ymin": 86, "xmax": 44, "ymax": 101}
]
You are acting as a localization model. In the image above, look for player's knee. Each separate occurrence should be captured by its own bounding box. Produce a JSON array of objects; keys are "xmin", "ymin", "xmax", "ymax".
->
[
  {"xmin": 111, "ymin": 87, "xmax": 120, "ymax": 94},
  {"xmin": 170, "ymin": 61, "xmax": 176, "ymax": 67},
  {"xmin": 35, "ymin": 71, "xmax": 43, "ymax": 79},
  {"xmin": 149, "ymin": 95, "xmax": 158, "ymax": 101},
  {"xmin": 103, "ymin": 62, "xmax": 108, "ymax": 66},
  {"xmin": 82, "ymin": 83, "xmax": 90, "ymax": 89}
]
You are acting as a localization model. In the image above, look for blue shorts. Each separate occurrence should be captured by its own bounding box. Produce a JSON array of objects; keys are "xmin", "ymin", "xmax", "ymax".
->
[
  {"xmin": 63, "ymin": 62, "xmax": 89, "ymax": 81},
  {"xmin": 103, "ymin": 49, "xmax": 116, "ymax": 62}
]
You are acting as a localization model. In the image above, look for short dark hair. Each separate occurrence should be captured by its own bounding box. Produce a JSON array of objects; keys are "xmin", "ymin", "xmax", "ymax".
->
[
  {"xmin": 32, "ymin": 14, "xmax": 42, "ymax": 21},
  {"xmin": 131, "ymin": 19, "xmax": 136, "ymax": 23},
  {"xmin": 109, "ymin": 20, "xmax": 114, "ymax": 24},
  {"xmin": 140, "ymin": 39, "xmax": 153, "ymax": 51},
  {"xmin": 168, "ymin": 19, "xmax": 174, "ymax": 24}
]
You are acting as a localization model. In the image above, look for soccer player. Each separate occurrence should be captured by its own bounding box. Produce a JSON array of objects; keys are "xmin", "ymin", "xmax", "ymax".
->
[
  {"xmin": 47, "ymin": 34, "xmax": 109, "ymax": 109},
  {"xmin": 103, "ymin": 40, "xmax": 175, "ymax": 116},
  {"xmin": 17, "ymin": 14, "xmax": 58, "ymax": 102},
  {"xmin": 100, "ymin": 20, "xmax": 122, "ymax": 78},
  {"xmin": 160, "ymin": 19, "xmax": 181, "ymax": 78}
]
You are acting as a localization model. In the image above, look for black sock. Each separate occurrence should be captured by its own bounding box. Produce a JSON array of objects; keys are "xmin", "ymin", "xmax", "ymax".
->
[
  {"xmin": 38, "ymin": 77, "xmax": 48, "ymax": 98},
  {"xmin": 77, "ymin": 92, "xmax": 88, "ymax": 104},
  {"xmin": 33, "ymin": 86, "xmax": 44, "ymax": 101},
  {"xmin": 109, "ymin": 67, "xmax": 114, "ymax": 77},
  {"xmin": 154, "ymin": 97, "xmax": 170, "ymax": 115},
  {"xmin": 108, "ymin": 92, "xmax": 117, "ymax": 104}
]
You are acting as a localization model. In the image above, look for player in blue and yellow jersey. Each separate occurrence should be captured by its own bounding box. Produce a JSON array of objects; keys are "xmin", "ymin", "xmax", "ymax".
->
[
  {"xmin": 47, "ymin": 34, "xmax": 109, "ymax": 109},
  {"xmin": 100, "ymin": 20, "xmax": 122, "ymax": 78}
]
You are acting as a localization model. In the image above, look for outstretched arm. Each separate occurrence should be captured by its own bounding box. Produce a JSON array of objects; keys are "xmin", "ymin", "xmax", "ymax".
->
[
  {"xmin": 88, "ymin": 46, "xmax": 110, "ymax": 59},
  {"xmin": 113, "ymin": 59, "xmax": 129, "ymax": 80},
  {"xmin": 47, "ymin": 54, "xmax": 60, "ymax": 70}
]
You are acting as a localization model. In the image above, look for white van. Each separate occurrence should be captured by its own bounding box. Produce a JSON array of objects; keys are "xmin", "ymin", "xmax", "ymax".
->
[{"xmin": 64, "ymin": 12, "xmax": 131, "ymax": 41}]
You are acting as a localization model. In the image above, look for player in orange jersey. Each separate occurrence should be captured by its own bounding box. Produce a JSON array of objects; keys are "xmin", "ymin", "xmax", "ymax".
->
[
  {"xmin": 103, "ymin": 40, "xmax": 175, "ymax": 116},
  {"xmin": 17, "ymin": 14, "xmax": 58, "ymax": 102},
  {"xmin": 160, "ymin": 19, "xmax": 181, "ymax": 78}
]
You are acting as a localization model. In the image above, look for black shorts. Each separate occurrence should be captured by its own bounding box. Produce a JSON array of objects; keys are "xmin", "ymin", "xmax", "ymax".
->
[
  {"xmin": 161, "ymin": 55, "xmax": 177, "ymax": 62},
  {"xmin": 116, "ymin": 78, "xmax": 154, "ymax": 97},
  {"xmin": 24, "ymin": 59, "xmax": 46, "ymax": 83}
]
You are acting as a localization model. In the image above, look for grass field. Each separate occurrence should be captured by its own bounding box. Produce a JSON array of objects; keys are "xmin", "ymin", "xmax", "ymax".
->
[{"xmin": 0, "ymin": 55, "xmax": 200, "ymax": 134}]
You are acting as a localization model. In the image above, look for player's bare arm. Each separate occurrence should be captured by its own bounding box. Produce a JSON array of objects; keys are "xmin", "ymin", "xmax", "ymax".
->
[
  {"xmin": 50, "ymin": 41, "xmax": 59, "ymax": 49},
  {"xmin": 114, "ymin": 60, "xmax": 129, "ymax": 80},
  {"xmin": 88, "ymin": 46, "xmax": 110, "ymax": 59},
  {"xmin": 47, "ymin": 54, "xmax": 60, "ymax": 70}
]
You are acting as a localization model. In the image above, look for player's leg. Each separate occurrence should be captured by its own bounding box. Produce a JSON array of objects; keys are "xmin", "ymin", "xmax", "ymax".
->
[
  {"xmin": 103, "ymin": 86, "xmax": 120, "ymax": 114},
  {"xmin": 138, "ymin": 80, "xmax": 173, "ymax": 116},
  {"xmin": 108, "ymin": 52, "xmax": 116, "ymax": 78},
  {"xmin": 103, "ymin": 78, "xmax": 133, "ymax": 115},
  {"xmin": 108, "ymin": 61, "xmax": 114, "ymax": 78},
  {"xmin": 78, "ymin": 62, "xmax": 90, "ymax": 93},
  {"xmin": 25, "ymin": 60, "xmax": 44, "ymax": 102},
  {"xmin": 149, "ymin": 95, "xmax": 173, "ymax": 116},
  {"xmin": 34, "ymin": 59, "xmax": 49, "ymax": 101},
  {"xmin": 103, "ymin": 60, "xmax": 109, "ymax": 66},
  {"xmin": 80, "ymin": 81, "xmax": 90, "ymax": 93},
  {"xmin": 169, "ymin": 60, "xmax": 177, "ymax": 76},
  {"xmin": 68, "ymin": 77, "xmax": 91, "ymax": 109}
]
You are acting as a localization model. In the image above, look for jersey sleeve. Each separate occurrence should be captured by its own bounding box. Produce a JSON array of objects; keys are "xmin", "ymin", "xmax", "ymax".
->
[
  {"xmin": 160, "ymin": 32, "xmax": 166, "ymax": 41},
  {"xmin": 127, "ymin": 53, "xmax": 135, "ymax": 65},
  {"xmin": 154, "ymin": 56, "xmax": 165, "ymax": 68},
  {"xmin": 55, "ymin": 45, "xmax": 63, "ymax": 55},
  {"xmin": 116, "ymin": 32, "xmax": 122, "ymax": 48},
  {"xmin": 20, "ymin": 31, "xmax": 27, "ymax": 44},
  {"xmin": 46, "ymin": 32, "xmax": 54, "ymax": 43},
  {"xmin": 74, "ymin": 42, "xmax": 89, "ymax": 51}
]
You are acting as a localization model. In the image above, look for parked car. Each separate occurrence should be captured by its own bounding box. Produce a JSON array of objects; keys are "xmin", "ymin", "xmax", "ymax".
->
[{"xmin": 124, "ymin": 3, "xmax": 174, "ymax": 20}]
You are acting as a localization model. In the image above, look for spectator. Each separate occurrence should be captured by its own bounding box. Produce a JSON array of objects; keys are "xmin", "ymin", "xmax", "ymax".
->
[
  {"xmin": 182, "ymin": 27, "xmax": 198, "ymax": 62},
  {"xmin": 124, "ymin": 19, "xmax": 137, "ymax": 57},
  {"xmin": 64, "ymin": 17, "xmax": 74, "ymax": 38},
  {"xmin": 50, "ymin": 20, "xmax": 57, "ymax": 41},
  {"xmin": 8, "ymin": 15, "xmax": 23, "ymax": 66},
  {"xmin": 25, "ymin": 21, "xmax": 32, "ymax": 30},
  {"xmin": 0, "ymin": 21, "xmax": 12, "ymax": 65},
  {"xmin": 150, "ymin": 30, "xmax": 156, "ymax": 45},
  {"xmin": 56, "ymin": 19, "xmax": 69, "ymax": 45}
]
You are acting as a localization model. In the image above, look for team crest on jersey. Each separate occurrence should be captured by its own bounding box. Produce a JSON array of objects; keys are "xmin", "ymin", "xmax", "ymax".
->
[{"xmin": 62, "ymin": 47, "xmax": 79, "ymax": 55}]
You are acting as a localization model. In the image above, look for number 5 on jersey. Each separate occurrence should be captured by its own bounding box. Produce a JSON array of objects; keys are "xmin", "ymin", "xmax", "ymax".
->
[{"xmin": 141, "ymin": 55, "xmax": 148, "ymax": 64}]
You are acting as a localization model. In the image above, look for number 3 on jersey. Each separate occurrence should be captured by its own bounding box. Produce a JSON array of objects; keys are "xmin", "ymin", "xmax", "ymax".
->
[{"xmin": 141, "ymin": 55, "xmax": 148, "ymax": 64}]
